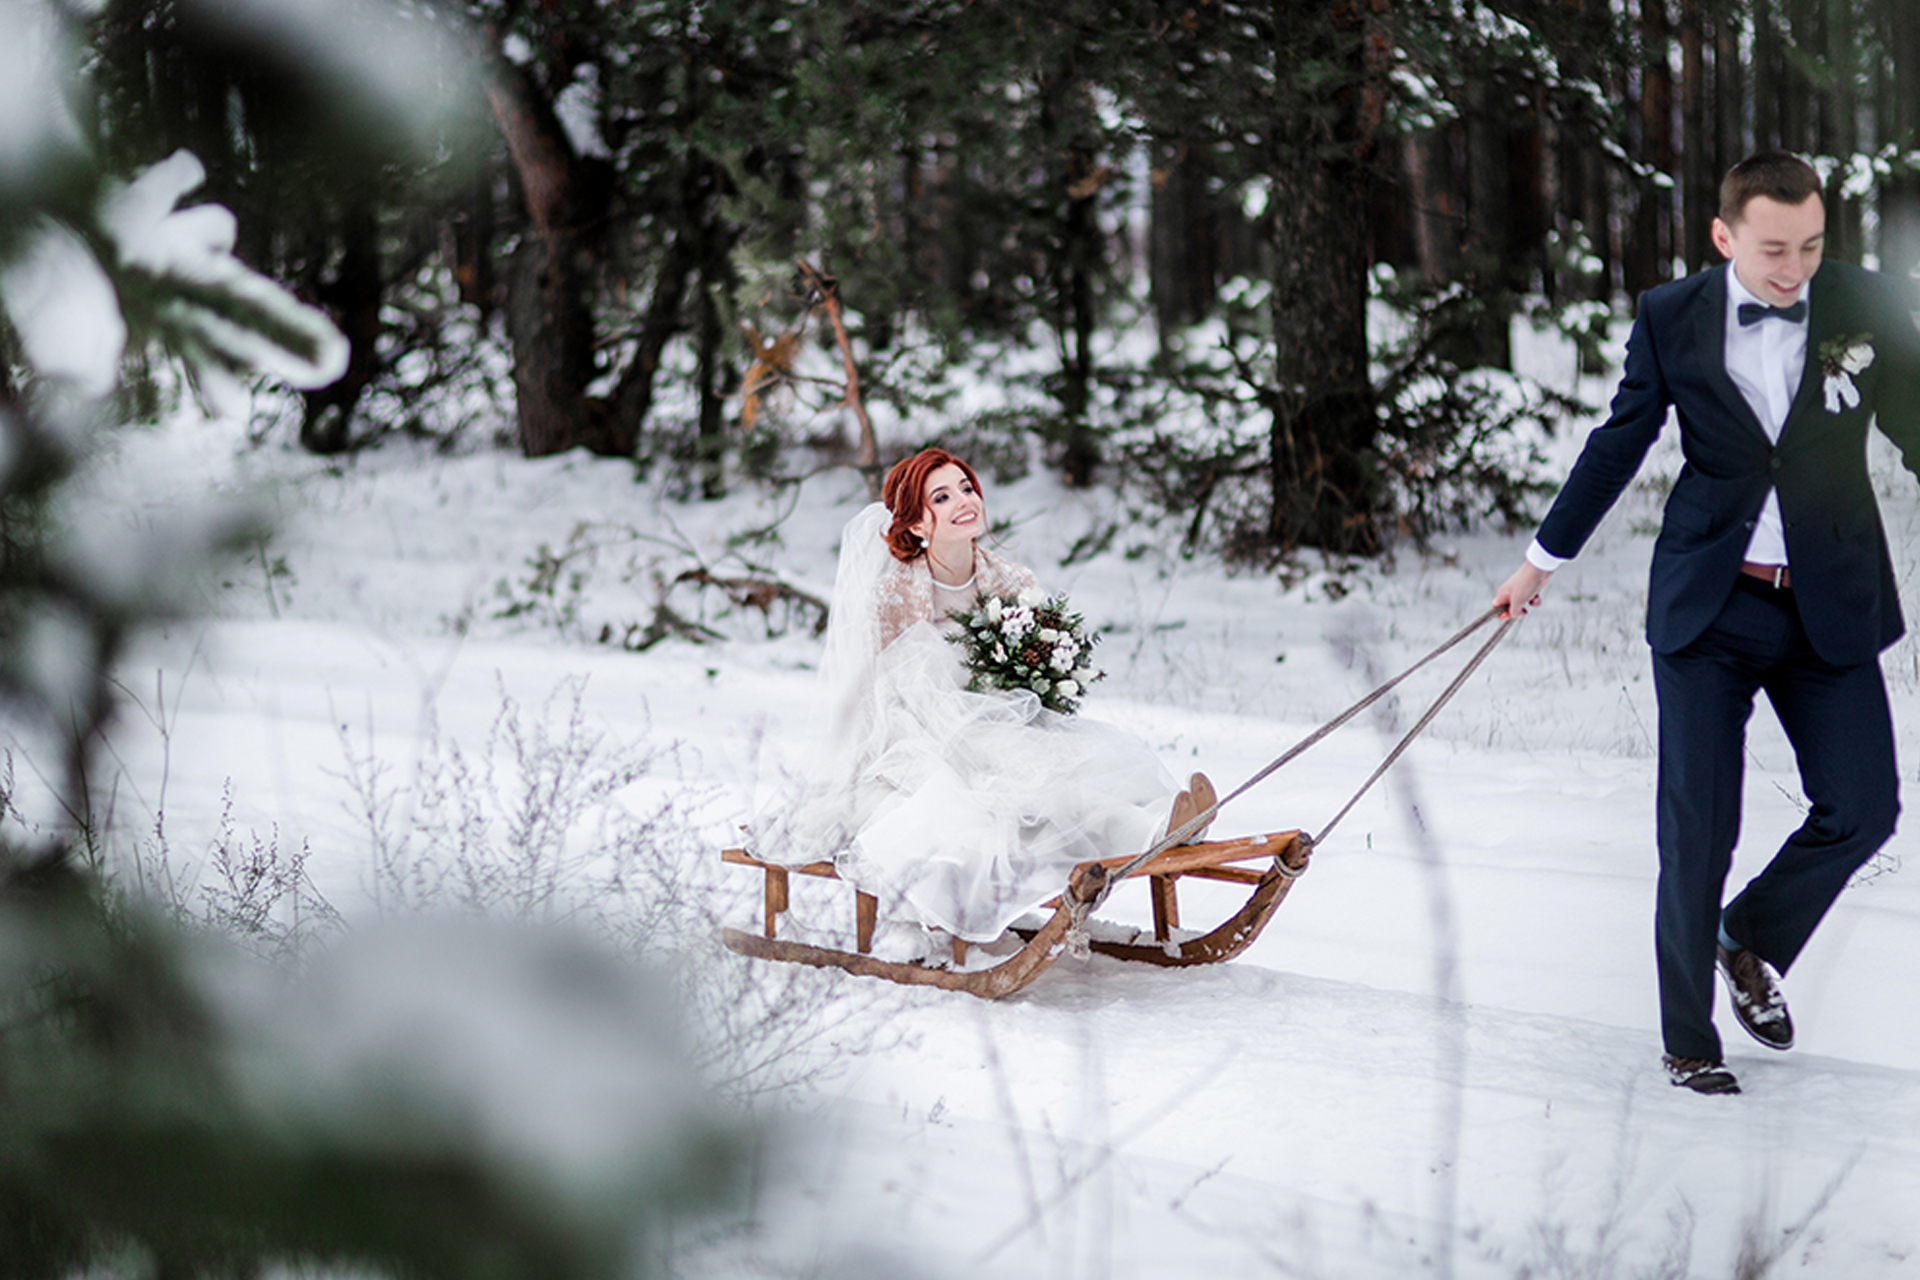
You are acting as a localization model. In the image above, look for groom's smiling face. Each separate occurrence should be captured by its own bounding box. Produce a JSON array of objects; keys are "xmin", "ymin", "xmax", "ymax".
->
[{"xmin": 1712, "ymin": 193, "xmax": 1826, "ymax": 307}]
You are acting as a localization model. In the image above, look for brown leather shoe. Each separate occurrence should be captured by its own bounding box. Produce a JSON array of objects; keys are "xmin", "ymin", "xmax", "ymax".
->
[
  {"xmin": 1717, "ymin": 944, "xmax": 1794, "ymax": 1050},
  {"xmin": 1663, "ymin": 1054, "xmax": 1741, "ymax": 1094}
]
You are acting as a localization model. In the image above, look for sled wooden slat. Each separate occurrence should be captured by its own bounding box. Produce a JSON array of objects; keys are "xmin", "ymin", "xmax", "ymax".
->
[
  {"xmin": 721, "ymin": 863, "xmax": 1107, "ymax": 997},
  {"xmin": 855, "ymin": 890, "xmax": 877, "ymax": 954},
  {"xmin": 1150, "ymin": 874, "xmax": 1178, "ymax": 939},
  {"xmin": 721, "ymin": 848, "xmax": 835, "ymax": 876},
  {"xmin": 719, "ymin": 829, "xmax": 1308, "ymax": 997},
  {"xmin": 1179, "ymin": 864, "xmax": 1266, "ymax": 885}
]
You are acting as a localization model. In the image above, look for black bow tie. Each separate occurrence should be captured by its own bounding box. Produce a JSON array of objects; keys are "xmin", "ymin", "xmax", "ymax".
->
[{"xmin": 1738, "ymin": 300, "xmax": 1808, "ymax": 326}]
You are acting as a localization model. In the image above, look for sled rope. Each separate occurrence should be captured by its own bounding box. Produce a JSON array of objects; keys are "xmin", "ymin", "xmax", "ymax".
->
[
  {"xmin": 1104, "ymin": 606, "xmax": 1517, "ymax": 889},
  {"xmin": 1305, "ymin": 608, "xmax": 1516, "ymax": 851}
]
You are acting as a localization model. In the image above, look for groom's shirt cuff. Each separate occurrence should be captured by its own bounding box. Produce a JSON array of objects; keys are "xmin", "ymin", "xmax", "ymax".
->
[{"xmin": 1525, "ymin": 539, "xmax": 1567, "ymax": 572}]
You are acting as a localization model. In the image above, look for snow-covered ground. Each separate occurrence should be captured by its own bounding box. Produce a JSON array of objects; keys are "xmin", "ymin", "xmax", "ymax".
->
[{"xmin": 53, "ymin": 322, "xmax": 1920, "ymax": 1278}]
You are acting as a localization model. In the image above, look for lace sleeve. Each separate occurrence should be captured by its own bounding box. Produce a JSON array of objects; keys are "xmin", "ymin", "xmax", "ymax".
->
[
  {"xmin": 975, "ymin": 545, "xmax": 1040, "ymax": 599},
  {"xmin": 875, "ymin": 558, "xmax": 933, "ymax": 649}
]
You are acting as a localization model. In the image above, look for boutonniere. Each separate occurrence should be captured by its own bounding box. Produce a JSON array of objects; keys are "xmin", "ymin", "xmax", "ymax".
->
[{"xmin": 1819, "ymin": 333, "xmax": 1875, "ymax": 413}]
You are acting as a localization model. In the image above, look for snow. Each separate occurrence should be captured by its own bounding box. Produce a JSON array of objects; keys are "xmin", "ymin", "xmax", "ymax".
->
[
  {"xmin": 45, "ymin": 315, "xmax": 1920, "ymax": 1278},
  {"xmin": 0, "ymin": 216, "xmax": 126, "ymax": 398},
  {"xmin": 0, "ymin": 0, "xmax": 84, "ymax": 186},
  {"xmin": 100, "ymin": 150, "xmax": 352, "ymax": 391},
  {"xmin": 209, "ymin": 918, "xmax": 734, "ymax": 1205},
  {"xmin": 0, "ymin": 149, "xmax": 350, "ymax": 409}
]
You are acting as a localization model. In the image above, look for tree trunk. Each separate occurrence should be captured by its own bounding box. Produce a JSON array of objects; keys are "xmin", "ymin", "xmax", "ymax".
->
[
  {"xmin": 452, "ymin": 165, "xmax": 496, "ymax": 316},
  {"xmin": 1268, "ymin": 151, "xmax": 1378, "ymax": 554},
  {"xmin": 604, "ymin": 231, "xmax": 695, "ymax": 449},
  {"xmin": 1551, "ymin": 0, "xmax": 1616, "ymax": 307},
  {"xmin": 1678, "ymin": 0, "xmax": 1712, "ymax": 273},
  {"xmin": 1264, "ymin": 0, "xmax": 1387, "ymax": 556},
  {"xmin": 1713, "ymin": 6, "xmax": 1744, "ymax": 202},
  {"xmin": 1041, "ymin": 60, "xmax": 1103, "ymax": 488},
  {"xmin": 1404, "ymin": 128, "xmax": 1459, "ymax": 286},
  {"xmin": 1366, "ymin": 136, "xmax": 1419, "ymax": 275},
  {"xmin": 299, "ymin": 196, "xmax": 382, "ymax": 454},
  {"xmin": 1458, "ymin": 86, "xmax": 1516, "ymax": 369},
  {"xmin": 1817, "ymin": 0, "xmax": 1861, "ymax": 263},
  {"xmin": 485, "ymin": 60, "xmax": 618, "ymax": 458},
  {"xmin": 602, "ymin": 143, "xmax": 726, "ymax": 457},
  {"xmin": 1506, "ymin": 91, "xmax": 1550, "ymax": 277},
  {"xmin": 1625, "ymin": 0, "xmax": 1674, "ymax": 297},
  {"xmin": 1780, "ymin": 0, "xmax": 1814, "ymax": 151},
  {"xmin": 1150, "ymin": 141, "xmax": 1223, "ymax": 339},
  {"xmin": 503, "ymin": 232, "xmax": 603, "ymax": 458},
  {"xmin": 1885, "ymin": 0, "xmax": 1920, "ymax": 281},
  {"xmin": 1753, "ymin": 0, "xmax": 1782, "ymax": 150},
  {"xmin": 694, "ymin": 276, "xmax": 727, "ymax": 500},
  {"xmin": 1058, "ymin": 138, "xmax": 1102, "ymax": 487}
]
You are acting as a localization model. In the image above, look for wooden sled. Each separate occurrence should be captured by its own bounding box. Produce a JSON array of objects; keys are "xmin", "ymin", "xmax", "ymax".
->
[{"xmin": 719, "ymin": 829, "xmax": 1309, "ymax": 998}]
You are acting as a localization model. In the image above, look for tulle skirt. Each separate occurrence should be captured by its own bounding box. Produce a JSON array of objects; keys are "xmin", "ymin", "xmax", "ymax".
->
[{"xmin": 826, "ymin": 622, "xmax": 1177, "ymax": 942}]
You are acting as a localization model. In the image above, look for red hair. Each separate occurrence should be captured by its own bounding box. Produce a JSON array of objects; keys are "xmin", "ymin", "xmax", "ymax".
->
[{"xmin": 880, "ymin": 448, "xmax": 983, "ymax": 563}]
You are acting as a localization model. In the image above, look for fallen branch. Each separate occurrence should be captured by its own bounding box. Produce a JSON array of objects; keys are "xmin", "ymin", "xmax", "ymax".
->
[{"xmin": 670, "ymin": 566, "xmax": 829, "ymax": 638}]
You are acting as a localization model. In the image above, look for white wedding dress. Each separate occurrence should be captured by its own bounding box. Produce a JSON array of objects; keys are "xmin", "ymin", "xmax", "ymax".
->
[{"xmin": 791, "ymin": 504, "xmax": 1176, "ymax": 943}]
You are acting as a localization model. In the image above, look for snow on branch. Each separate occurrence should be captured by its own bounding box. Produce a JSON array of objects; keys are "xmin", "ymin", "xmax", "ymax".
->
[{"xmin": 100, "ymin": 150, "xmax": 350, "ymax": 398}]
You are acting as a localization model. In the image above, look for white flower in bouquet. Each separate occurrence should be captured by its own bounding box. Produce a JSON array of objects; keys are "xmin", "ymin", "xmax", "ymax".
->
[{"xmin": 1056, "ymin": 679, "xmax": 1080, "ymax": 698}]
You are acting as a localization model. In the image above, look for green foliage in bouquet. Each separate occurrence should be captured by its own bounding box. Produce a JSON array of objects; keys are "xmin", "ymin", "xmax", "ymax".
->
[{"xmin": 948, "ymin": 589, "xmax": 1106, "ymax": 715}]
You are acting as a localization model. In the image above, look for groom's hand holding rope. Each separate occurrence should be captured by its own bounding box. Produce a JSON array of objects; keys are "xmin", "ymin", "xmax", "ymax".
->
[{"xmin": 1494, "ymin": 562, "xmax": 1554, "ymax": 620}]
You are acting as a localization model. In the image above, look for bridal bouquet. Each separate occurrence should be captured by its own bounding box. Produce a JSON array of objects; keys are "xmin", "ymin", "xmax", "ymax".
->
[{"xmin": 949, "ymin": 588, "xmax": 1105, "ymax": 715}]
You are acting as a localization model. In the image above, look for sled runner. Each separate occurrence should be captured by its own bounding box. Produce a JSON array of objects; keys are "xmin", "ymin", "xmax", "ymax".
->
[
  {"xmin": 721, "ymin": 605, "xmax": 1515, "ymax": 997},
  {"xmin": 719, "ymin": 829, "xmax": 1310, "ymax": 998}
]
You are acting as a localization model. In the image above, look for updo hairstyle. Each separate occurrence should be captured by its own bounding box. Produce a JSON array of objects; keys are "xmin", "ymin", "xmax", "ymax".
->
[{"xmin": 879, "ymin": 448, "xmax": 983, "ymax": 563}]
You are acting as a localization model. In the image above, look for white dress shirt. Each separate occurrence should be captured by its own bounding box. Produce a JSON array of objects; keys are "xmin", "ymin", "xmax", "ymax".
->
[
  {"xmin": 1720, "ymin": 269, "xmax": 1807, "ymax": 566},
  {"xmin": 1524, "ymin": 268, "xmax": 1809, "ymax": 574}
]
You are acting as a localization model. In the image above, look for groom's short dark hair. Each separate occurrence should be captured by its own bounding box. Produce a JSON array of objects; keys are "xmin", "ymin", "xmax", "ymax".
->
[{"xmin": 1720, "ymin": 152, "xmax": 1823, "ymax": 225}]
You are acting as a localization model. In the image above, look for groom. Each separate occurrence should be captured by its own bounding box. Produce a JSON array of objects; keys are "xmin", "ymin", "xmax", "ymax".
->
[{"xmin": 1494, "ymin": 151, "xmax": 1920, "ymax": 1094}]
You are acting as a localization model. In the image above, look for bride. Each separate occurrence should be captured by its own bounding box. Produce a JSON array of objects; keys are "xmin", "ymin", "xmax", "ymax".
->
[{"xmin": 796, "ymin": 447, "xmax": 1207, "ymax": 946}]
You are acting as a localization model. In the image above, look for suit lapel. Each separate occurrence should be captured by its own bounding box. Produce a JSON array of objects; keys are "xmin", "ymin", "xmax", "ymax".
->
[
  {"xmin": 1780, "ymin": 263, "xmax": 1841, "ymax": 441},
  {"xmin": 1694, "ymin": 264, "xmax": 1771, "ymax": 443}
]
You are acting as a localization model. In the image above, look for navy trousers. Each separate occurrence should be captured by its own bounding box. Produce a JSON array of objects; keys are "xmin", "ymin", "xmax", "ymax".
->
[{"xmin": 1650, "ymin": 577, "xmax": 1899, "ymax": 1062}]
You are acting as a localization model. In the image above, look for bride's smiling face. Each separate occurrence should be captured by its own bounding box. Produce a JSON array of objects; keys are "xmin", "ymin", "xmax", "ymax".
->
[{"xmin": 911, "ymin": 463, "xmax": 984, "ymax": 551}]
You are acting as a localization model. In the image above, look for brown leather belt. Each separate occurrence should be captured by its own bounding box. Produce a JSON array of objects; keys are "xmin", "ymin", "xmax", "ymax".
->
[{"xmin": 1740, "ymin": 562, "xmax": 1791, "ymax": 589}]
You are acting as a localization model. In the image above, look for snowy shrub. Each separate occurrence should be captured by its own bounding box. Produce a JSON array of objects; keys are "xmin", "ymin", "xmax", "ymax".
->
[
  {"xmin": 250, "ymin": 275, "xmax": 516, "ymax": 454},
  {"xmin": 931, "ymin": 407, "xmax": 1040, "ymax": 486},
  {"xmin": 493, "ymin": 520, "xmax": 828, "ymax": 650},
  {"xmin": 1091, "ymin": 266, "xmax": 1590, "ymax": 560},
  {"xmin": 1370, "ymin": 274, "xmax": 1588, "ymax": 538},
  {"xmin": 334, "ymin": 674, "xmax": 878, "ymax": 1099},
  {"xmin": 1376, "ymin": 365, "xmax": 1568, "ymax": 536}
]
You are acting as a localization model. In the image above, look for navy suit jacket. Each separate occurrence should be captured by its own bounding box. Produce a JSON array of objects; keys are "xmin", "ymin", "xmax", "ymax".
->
[{"xmin": 1536, "ymin": 260, "xmax": 1920, "ymax": 667}]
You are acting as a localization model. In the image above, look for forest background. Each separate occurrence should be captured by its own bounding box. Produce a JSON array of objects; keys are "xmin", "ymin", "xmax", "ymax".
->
[
  {"xmin": 5, "ymin": 0, "xmax": 1920, "ymax": 1277},
  {"xmin": 70, "ymin": 0, "xmax": 1920, "ymax": 558}
]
